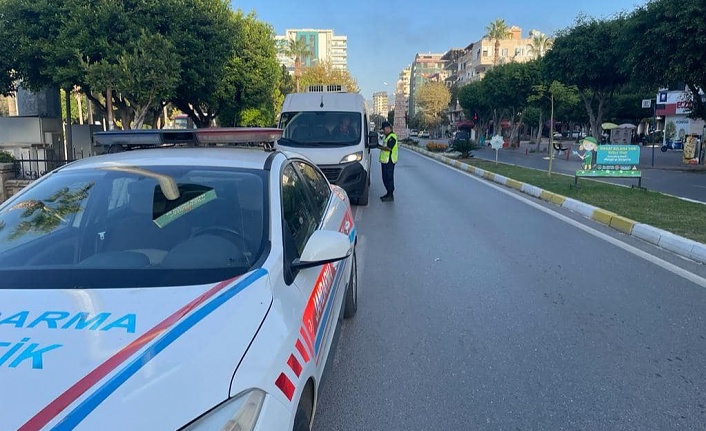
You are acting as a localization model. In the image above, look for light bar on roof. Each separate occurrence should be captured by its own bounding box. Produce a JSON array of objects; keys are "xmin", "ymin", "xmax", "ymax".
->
[
  {"xmin": 93, "ymin": 130, "xmax": 164, "ymax": 146},
  {"xmin": 93, "ymin": 128, "xmax": 282, "ymax": 147},
  {"xmin": 195, "ymin": 128, "xmax": 283, "ymax": 145}
]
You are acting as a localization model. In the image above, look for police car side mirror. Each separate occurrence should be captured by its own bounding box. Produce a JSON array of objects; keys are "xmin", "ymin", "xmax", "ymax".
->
[
  {"xmin": 292, "ymin": 230, "xmax": 353, "ymax": 270},
  {"xmin": 367, "ymin": 131, "xmax": 379, "ymax": 148}
]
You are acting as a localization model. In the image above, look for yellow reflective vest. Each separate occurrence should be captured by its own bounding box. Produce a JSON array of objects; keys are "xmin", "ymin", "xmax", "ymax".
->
[{"xmin": 379, "ymin": 132, "xmax": 399, "ymax": 164}]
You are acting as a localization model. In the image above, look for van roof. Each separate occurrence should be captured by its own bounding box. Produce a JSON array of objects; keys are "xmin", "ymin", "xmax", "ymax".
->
[{"xmin": 281, "ymin": 92, "xmax": 367, "ymax": 113}]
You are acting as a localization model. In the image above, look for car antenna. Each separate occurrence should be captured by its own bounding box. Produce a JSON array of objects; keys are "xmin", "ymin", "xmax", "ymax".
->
[{"xmin": 320, "ymin": 95, "xmax": 324, "ymax": 108}]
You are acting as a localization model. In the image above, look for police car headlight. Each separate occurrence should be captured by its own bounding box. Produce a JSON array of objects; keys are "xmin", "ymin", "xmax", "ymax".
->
[
  {"xmin": 340, "ymin": 151, "xmax": 363, "ymax": 163},
  {"xmin": 182, "ymin": 389, "xmax": 265, "ymax": 431}
]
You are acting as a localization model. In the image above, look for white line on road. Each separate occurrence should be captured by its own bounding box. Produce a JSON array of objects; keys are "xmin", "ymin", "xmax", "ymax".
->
[
  {"xmin": 694, "ymin": 185, "xmax": 706, "ymax": 190},
  {"xmin": 411, "ymin": 149, "xmax": 706, "ymax": 289}
]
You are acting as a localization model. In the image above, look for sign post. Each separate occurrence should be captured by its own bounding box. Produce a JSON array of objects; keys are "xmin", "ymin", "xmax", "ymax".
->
[
  {"xmin": 642, "ymin": 98, "xmax": 655, "ymax": 167},
  {"xmin": 490, "ymin": 135, "xmax": 503, "ymax": 164}
]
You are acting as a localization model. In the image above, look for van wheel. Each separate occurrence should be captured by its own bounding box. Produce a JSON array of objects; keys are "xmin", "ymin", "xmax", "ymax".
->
[{"xmin": 354, "ymin": 181, "xmax": 369, "ymax": 206}]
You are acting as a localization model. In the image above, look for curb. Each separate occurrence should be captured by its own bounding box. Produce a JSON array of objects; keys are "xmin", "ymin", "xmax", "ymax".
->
[{"xmin": 403, "ymin": 144, "xmax": 706, "ymax": 265}]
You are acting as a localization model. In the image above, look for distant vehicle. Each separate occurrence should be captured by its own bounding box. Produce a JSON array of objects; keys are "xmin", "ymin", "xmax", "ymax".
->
[
  {"xmin": 419, "ymin": 130, "xmax": 430, "ymax": 138},
  {"xmin": 410, "ymin": 129, "xmax": 419, "ymax": 137},
  {"xmin": 170, "ymin": 113, "xmax": 193, "ymax": 129}
]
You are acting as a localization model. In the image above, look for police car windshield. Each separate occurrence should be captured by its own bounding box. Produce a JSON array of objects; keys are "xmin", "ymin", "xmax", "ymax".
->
[
  {"xmin": 278, "ymin": 111, "xmax": 361, "ymax": 147},
  {"xmin": 0, "ymin": 166, "xmax": 269, "ymax": 289}
]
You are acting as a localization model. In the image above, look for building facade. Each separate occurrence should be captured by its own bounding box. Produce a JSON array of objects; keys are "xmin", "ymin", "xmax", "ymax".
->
[
  {"xmin": 372, "ymin": 91, "xmax": 389, "ymax": 117},
  {"xmin": 275, "ymin": 29, "xmax": 348, "ymax": 73},
  {"xmin": 409, "ymin": 53, "xmax": 445, "ymax": 118},
  {"xmin": 456, "ymin": 27, "xmax": 539, "ymax": 86}
]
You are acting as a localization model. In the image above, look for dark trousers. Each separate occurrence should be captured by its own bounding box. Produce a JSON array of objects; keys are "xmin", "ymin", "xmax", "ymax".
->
[{"xmin": 381, "ymin": 161, "xmax": 395, "ymax": 195}]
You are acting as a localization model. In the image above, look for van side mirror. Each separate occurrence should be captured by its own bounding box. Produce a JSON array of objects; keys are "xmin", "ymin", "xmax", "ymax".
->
[{"xmin": 367, "ymin": 131, "xmax": 379, "ymax": 148}]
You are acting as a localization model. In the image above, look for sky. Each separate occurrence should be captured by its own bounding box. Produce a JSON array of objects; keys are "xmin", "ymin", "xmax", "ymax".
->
[{"xmin": 231, "ymin": 0, "xmax": 647, "ymax": 102}]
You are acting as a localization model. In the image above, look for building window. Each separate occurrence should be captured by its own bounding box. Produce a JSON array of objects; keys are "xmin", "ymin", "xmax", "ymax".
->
[
  {"xmin": 482, "ymin": 49, "xmax": 488, "ymax": 57},
  {"xmin": 501, "ymin": 48, "xmax": 508, "ymax": 57}
]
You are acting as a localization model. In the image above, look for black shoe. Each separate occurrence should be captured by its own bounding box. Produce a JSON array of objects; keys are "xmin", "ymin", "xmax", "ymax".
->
[
  {"xmin": 380, "ymin": 194, "xmax": 389, "ymax": 200},
  {"xmin": 381, "ymin": 195, "xmax": 394, "ymax": 202}
]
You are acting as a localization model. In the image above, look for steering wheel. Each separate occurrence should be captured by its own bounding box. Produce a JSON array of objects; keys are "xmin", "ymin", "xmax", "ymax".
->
[{"xmin": 190, "ymin": 226, "xmax": 255, "ymax": 254}]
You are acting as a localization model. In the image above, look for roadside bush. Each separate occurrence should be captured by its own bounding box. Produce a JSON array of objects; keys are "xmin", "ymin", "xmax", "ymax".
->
[
  {"xmin": 0, "ymin": 151, "xmax": 15, "ymax": 163},
  {"xmin": 426, "ymin": 141, "xmax": 448, "ymax": 152},
  {"xmin": 450, "ymin": 137, "xmax": 478, "ymax": 158},
  {"xmin": 401, "ymin": 137, "xmax": 419, "ymax": 146}
]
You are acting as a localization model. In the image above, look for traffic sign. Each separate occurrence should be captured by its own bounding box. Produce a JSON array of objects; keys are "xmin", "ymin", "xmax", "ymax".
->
[{"xmin": 641, "ymin": 99, "xmax": 652, "ymax": 108}]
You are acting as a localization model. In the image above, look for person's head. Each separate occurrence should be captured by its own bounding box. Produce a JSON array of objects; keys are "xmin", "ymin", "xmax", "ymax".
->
[
  {"xmin": 580, "ymin": 136, "xmax": 598, "ymax": 152},
  {"xmin": 340, "ymin": 115, "xmax": 351, "ymax": 128},
  {"xmin": 380, "ymin": 121, "xmax": 392, "ymax": 135}
]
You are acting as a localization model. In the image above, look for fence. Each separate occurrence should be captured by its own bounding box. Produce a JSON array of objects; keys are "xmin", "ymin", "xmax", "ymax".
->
[{"xmin": 11, "ymin": 148, "xmax": 87, "ymax": 180}]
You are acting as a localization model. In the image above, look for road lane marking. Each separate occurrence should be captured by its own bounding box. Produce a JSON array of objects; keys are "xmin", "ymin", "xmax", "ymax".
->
[{"xmin": 410, "ymin": 149, "xmax": 706, "ymax": 289}]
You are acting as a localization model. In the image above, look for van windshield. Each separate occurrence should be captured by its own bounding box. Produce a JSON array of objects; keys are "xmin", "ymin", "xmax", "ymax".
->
[{"xmin": 278, "ymin": 111, "xmax": 362, "ymax": 147}]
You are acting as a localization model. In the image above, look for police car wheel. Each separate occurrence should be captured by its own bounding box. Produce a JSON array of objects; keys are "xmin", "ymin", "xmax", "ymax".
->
[
  {"xmin": 292, "ymin": 403, "xmax": 311, "ymax": 431},
  {"xmin": 344, "ymin": 250, "xmax": 358, "ymax": 318}
]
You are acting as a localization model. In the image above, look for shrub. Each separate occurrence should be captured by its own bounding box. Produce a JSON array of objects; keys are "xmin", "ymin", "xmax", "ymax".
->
[
  {"xmin": 426, "ymin": 141, "xmax": 448, "ymax": 152},
  {"xmin": 0, "ymin": 151, "xmax": 15, "ymax": 163},
  {"xmin": 449, "ymin": 137, "xmax": 478, "ymax": 158},
  {"xmin": 401, "ymin": 137, "xmax": 420, "ymax": 145}
]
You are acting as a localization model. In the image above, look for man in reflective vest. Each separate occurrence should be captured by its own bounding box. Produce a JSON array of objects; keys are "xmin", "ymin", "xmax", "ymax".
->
[{"xmin": 379, "ymin": 121, "xmax": 398, "ymax": 202}]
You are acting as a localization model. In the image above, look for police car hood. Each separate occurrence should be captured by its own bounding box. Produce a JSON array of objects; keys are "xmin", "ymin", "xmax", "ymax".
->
[{"xmin": 0, "ymin": 269, "xmax": 271, "ymax": 431}]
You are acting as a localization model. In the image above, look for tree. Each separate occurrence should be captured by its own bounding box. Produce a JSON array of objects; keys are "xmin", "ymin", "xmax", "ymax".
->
[
  {"xmin": 485, "ymin": 19, "xmax": 512, "ymax": 66},
  {"xmin": 544, "ymin": 16, "xmax": 630, "ymax": 140},
  {"xmin": 481, "ymin": 61, "xmax": 541, "ymax": 145},
  {"xmin": 300, "ymin": 60, "xmax": 360, "ymax": 93},
  {"xmin": 627, "ymin": 0, "xmax": 706, "ymax": 120},
  {"xmin": 387, "ymin": 109, "xmax": 395, "ymax": 125},
  {"xmin": 416, "ymin": 81, "xmax": 451, "ymax": 132},
  {"xmin": 281, "ymin": 37, "xmax": 314, "ymax": 93},
  {"xmin": 527, "ymin": 33, "xmax": 553, "ymax": 59},
  {"xmin": 273, "ymin": 65, "xmax": 295, "ymax": 121},
  {"xmin": 217, "ymin": 11, "xmax": 280, "ymax": 127},
  {"xmin": 528, "ymin": 80, "xmax": 580, "ymax": 175},
  {"xmin": 0, "ymin": 7, "xmax": 17, "ymax": 96},
  {"xmin": 458, "ymin": 81, "xmax": 493, "ymax": 138},
  {"xmin": 168, "ymin": 0, "xmax": 243, "ymax": 127}
]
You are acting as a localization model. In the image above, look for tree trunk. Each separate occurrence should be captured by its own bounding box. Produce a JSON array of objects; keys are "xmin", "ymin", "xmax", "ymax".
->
[
  {"xmin": 535, "ymin": 109, "xmax": 543, "ymax": 145},
  {"xmin": 76, "ymin": 91, "xmax": 84, "ymax": 125},
  {"xmin": 106, "ymin": 87, "xmax": 114, "ymax": 130},
  {"xmin": 494, "ymin": 40, "xmax": 500, "ymax": 66},
  {"xmin": 294, "ymin": 58, "xmax": 301, "ymax": 92},
  {"xmin": 64, "ymin": 88, "xmax": 73, "ymax": 160}
]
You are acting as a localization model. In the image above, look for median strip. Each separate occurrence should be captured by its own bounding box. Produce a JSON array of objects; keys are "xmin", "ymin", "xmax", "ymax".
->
[{"xmin": 404, "ymin": 144, "xmax": 706, "ymax": 264}]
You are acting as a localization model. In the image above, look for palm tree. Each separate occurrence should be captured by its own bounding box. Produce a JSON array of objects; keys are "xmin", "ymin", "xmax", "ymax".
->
[
  {"xmin": 527, "ymin": 33, "xmax": 554, "ymax": 59},
  {"xmin": 282, "ymin": 38, "xmax": 315, "ymax": 92},
  {"xmin": 485, "ymin": 19, "xmax": 512, "ymax": 66}
]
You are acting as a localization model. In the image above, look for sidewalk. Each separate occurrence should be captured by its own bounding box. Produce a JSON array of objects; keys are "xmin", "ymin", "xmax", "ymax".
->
[
  {"xmin": 507, "ymin": 138, "xmax": 705, "ymax": 171},
  {"xmin": 459, "ymin": 139, "xmax": 706, "ymax": 204}
]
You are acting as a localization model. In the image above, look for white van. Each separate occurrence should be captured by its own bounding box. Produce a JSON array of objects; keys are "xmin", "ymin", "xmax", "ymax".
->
[{"xmin": 276, "ymin": 85, "xmax": 379, "ymax": 205}]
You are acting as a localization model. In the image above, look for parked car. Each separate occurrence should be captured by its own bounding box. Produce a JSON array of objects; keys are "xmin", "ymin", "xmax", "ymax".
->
[
  {"xmin": 410, "ymin": 129, "xmax": 419, "ymax": 137},
  {"xmin": 0, "ymin": 127, "xmax": 359, "ymax": 431},
  {"xmin": 419, "ymin": 130, "xmax": 430, "ymax": 138}
]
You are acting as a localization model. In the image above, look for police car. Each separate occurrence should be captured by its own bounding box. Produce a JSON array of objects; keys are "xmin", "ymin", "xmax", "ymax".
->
[{"xmin": 0, "ymin": 128, "xmax": 358, "ymax": 431}]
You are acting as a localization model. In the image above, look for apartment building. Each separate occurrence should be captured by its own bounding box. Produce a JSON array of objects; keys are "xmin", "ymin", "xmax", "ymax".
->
[
  {"xmin": 275, "ymin": 29, "xmax": 348, "ymax": 72},
  {"xmin": 456, "ymin": 27, "xmax": 539, "ymax": 85},
  {"xmin": 409, "ymin": 53, "xmax": 445, "ymax": 118},
  {"xmin": 372, "ymin": 91, "xmax": 389, "ymax": 117}
]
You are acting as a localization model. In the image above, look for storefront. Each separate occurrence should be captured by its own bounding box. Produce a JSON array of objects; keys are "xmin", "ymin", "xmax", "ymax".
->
[{"xmin": 656, "ymin": 89, "xmax": 705, "ymax": 164}]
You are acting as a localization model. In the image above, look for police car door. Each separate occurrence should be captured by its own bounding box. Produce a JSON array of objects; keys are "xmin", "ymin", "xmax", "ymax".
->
[{"xmin": 281, "ymin": 160, "xmax": 349, "ymax": 377}]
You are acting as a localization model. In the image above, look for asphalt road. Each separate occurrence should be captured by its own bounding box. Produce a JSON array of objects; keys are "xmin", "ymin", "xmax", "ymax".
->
[{"xmin": 313, "ymin": 148, "xmax": 706, "ymax": 431}]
